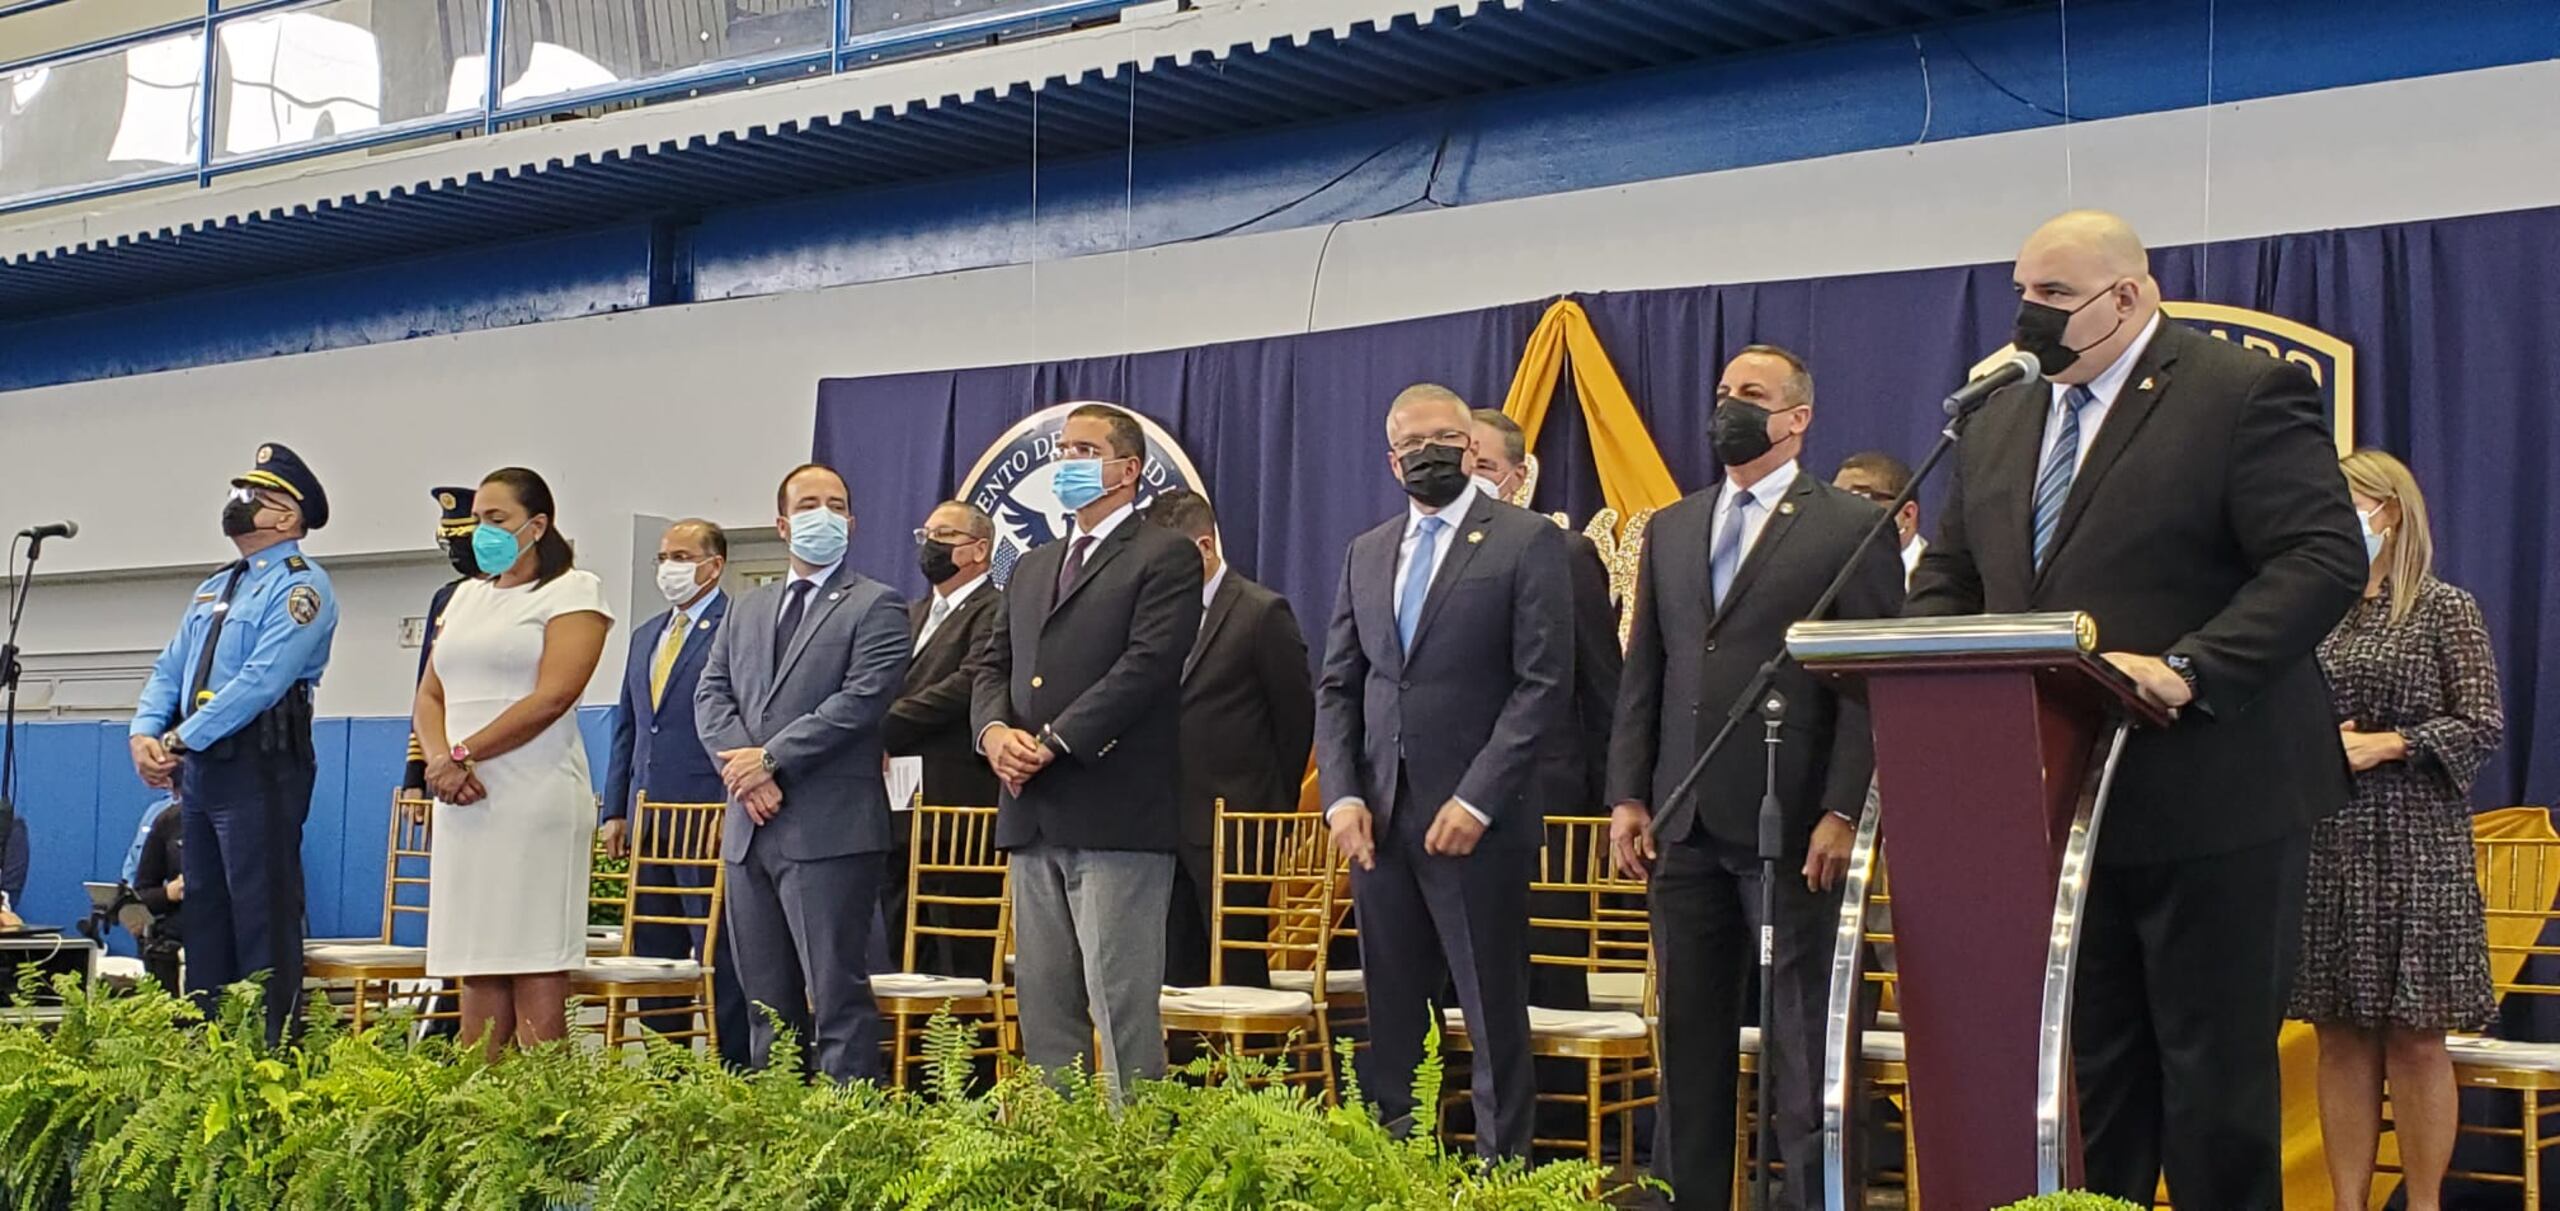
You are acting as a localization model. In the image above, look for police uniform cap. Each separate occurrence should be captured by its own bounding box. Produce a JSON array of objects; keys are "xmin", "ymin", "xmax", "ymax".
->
[
  {"xmin": 431, "ymin": 485, "xmax": 477, "ymax": 538},
  {"xmin": 233, "ymin": 443, "xmax": 329, "ymax": 531}
]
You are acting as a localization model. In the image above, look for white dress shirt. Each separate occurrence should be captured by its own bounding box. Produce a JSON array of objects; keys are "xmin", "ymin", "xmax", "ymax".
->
[
  {"xmin": 780, "ymin": 558, "xmax": 841, "ymax": 620},
  {"xmin": 1901, "ymin": 536, "xmax": 1928, "ymax": 588},
  {"xmin": 1711, "ymin": 458, "xmax": 1801, "ymax": 567},
  {"xmin": 917, "ymin": 572, "xmax": 988, "ymax": 651},
  {"xmin": 2041, "ymin": 311, "xmax": 2163, "ymax": 476},
  {"xmin": 1202, "ymin": 562, "xmax": 1229, "ymax": 613},
  {"xmin": 1331, "ymin": 480, "xmax": 1491, "ymax": 827}
]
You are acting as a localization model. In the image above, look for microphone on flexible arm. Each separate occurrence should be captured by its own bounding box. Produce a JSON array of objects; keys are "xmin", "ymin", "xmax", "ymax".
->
[
  {"xmin": 1943, "ymin": 349, "xmax": 2046, "ymax": 418},
  {"xmin": 16, "ymin": 521, "xmax": 76, "ymax": 544}
]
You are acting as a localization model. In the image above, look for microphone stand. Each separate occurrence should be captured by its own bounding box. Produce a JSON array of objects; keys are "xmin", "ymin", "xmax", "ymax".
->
[
  {"xmin": 1751, "ymin": 687, "xmax": 1787, "ymax": 1211},
  {"xmin": 0, "ymin": 533, "xmax": 45, "ymax": 867},
  {"xmin": 1645, "ymin": 390, "xmax": 1988, "ymax": 1208}
]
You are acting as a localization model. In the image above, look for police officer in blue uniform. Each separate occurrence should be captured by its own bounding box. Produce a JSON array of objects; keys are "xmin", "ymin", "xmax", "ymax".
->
[
  {"xmin": 402, "ymin": 486, "xmax": 479, "ymax": 795},
  {"xmin": 129, "ymin": 443, "xmax": 339, "ymax": 1042}
]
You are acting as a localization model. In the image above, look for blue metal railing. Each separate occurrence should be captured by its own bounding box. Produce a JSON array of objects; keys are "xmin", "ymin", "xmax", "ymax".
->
[{"xmin": 0, "ymin": 0, "xmax": 1137, "ymax": 219}]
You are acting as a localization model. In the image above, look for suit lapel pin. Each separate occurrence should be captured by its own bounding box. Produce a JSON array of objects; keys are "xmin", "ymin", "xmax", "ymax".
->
[
  {"xmin": 828, "ymin": 592, "xmax": 842, "ymax": 602},
  {"xmin": 1779, "ymin": 501, "xmax": 1797, "ymax": 516},
  {"xmin": 2137, "ymin": 376, "xmax": 2156, "ymax": 392},
  {"xmin": 1467, "ymin": 531, "xmax": 1485, "ymax": 544},
  {"xmin": 698, "ymin": 619, "xmax": 712, "ymax": 631}
]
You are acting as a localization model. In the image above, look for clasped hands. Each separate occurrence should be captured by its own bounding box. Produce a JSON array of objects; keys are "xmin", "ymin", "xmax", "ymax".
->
[
  {"xmin": 421, "ymin": 753, "xmax": 487, "ymax": 806},
  {"xmin": 716, "ymin": 748, "xmax": 784, "ymax": 824},
  {"xmin": 980, "ymin": 726, "xmax": 1054, "ymax": 797}
]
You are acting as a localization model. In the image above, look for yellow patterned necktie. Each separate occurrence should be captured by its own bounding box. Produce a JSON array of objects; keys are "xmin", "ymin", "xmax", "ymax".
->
[{"xmin": 649, "ymin": 610, "xmax": 691, "ymax": 709}]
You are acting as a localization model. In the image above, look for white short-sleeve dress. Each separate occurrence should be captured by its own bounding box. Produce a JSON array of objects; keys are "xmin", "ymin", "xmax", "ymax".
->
[{"xmin": 424, "ymin": 570, "xmax": 614, "ymax": 977}]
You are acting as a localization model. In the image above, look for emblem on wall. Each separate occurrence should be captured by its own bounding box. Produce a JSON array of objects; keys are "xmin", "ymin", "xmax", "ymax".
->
[
  {"xmin": 1972, "ymin": 301, "xmax": 2357, "ymax": 452},
  {"xmin": 958, "ymin": 401, "xmax": 1213, "ymax": 589}
]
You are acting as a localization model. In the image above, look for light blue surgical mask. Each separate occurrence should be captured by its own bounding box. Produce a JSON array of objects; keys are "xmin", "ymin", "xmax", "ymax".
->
[
  {"xmin": 789, "ymin": 507, "xmax": 849, "ymax": 566},
  {"xmin": 1054, "ymin": 458, "xmax": 1107, "ymax": 510},
  {"xmin": 2359, "ymin": 503, "xmax": 2389, "ymax": 565},
  {"xmin": 472, "ymin": 518, "xmax": 533, "ymax": 576}
]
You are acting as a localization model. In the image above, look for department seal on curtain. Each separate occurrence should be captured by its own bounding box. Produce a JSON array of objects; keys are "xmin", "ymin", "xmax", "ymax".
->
[{"xmin": 959, "ymin": 401, "xmax": 1212, "ymax": 589}]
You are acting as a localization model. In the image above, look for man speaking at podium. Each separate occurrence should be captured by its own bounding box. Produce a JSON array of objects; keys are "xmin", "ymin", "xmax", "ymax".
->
[{"xmin": 1908, "ymin": 211, "xmax": 2364, "ymax": 1207}]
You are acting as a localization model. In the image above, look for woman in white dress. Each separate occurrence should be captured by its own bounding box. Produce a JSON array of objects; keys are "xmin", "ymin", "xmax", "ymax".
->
[{"xmin": 412, "ymin": 467, "xmax": 612, "ymax": 1058}]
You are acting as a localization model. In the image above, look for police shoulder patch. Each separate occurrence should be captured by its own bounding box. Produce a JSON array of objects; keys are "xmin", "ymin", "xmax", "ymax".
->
[
  {"xmin": 285, "ymin": 555, "xmax": 309, "ymax": 573},
  {"xmin": 287, "ymin": 585, "xmax": 321, "ymax": 625}
]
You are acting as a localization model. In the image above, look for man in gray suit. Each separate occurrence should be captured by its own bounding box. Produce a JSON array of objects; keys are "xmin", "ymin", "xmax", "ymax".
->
[
  {"xmin": 972, "ymin": 404, "xmax": 1202, "ymax": 1095},
  {"xmin": 1316, "ymin": 383, "xmax": 1574, "ymax": 1158},
  {"xmin": 695, "ymin": 463, "xmax": 911, "ymax": 1082}
]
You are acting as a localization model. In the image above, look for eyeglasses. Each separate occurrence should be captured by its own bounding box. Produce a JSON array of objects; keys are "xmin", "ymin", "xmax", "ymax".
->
[
  {"xmin": 1843, "ymin": 486, "xmax": 1898, "ymax": 506},
  {"xmin": 651, "ymin": 552, "xmax": 717, "ymax": 565},
  {"xmin": 1056, "ymin": 441, "xmax": 1115, "ymax": 460},
  {"xmin": 913, "ymin": 528, "xmax": 983, "ymax": 545},
  {"xmin": 1388, "ymin": 428, "xmax": 1470, "ymax": 457}
]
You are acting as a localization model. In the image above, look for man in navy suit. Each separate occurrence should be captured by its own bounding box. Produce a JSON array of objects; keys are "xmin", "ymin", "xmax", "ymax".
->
[
  {"xmin": 602, "ymin": 518, "xmax": 748, "ymax": 1068},
  {"xmin": 1316, "ymin": 383, "xmax": 1574, "ymax": 1158}
]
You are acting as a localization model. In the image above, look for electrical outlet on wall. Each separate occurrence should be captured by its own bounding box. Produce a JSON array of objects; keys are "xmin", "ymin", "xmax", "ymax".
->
[{"xmin": 399, "ymin": 616, "xmax": 428, "ymax": 649}]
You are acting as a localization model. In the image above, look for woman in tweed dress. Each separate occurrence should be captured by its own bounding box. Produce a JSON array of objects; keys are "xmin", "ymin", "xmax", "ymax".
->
[{"xmin": 2294, "ymin": 450, "xmax": 2506, "ymax": 1211}]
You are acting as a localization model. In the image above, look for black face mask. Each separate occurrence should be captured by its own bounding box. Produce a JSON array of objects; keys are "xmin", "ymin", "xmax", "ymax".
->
[
  {"xmin": 221, "ymin": 497, "xmax": 264, "ymax": 538},
  {"xmin": 442, "ymin": 534, "xmax": 479, "ymax": 579},
  {"xmin": 916, "ymin": 539, "xmax": 962, "ymax": 585},
  {"xmin": 2012, "ymin": 284, "xmax": 2127, "ymax": 376},
  {"xmin": 1710, "ymin": 396, "xmax": 1786, "ymax": 467},
  {"xmin": 1397, "ymin": 442, "xmax": 1471, "ymax": 508}
]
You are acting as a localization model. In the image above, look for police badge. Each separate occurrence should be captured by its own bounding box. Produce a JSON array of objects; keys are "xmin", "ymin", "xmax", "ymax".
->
[{"xmin": 287, "ymin": 585, "xmax": 321, "ymax": 625}]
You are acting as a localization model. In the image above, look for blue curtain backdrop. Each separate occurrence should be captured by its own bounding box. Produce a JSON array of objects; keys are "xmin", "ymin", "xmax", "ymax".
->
[{"xmin": 817, "ymin": 203, "xmax": 2560, "ymax": 811}]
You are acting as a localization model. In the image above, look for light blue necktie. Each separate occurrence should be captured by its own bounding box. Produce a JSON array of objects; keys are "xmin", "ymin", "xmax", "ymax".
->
[
  {"xmin": 1397, "ymin": 516, "xmax": 1446, "ymax": 652},
  {"xmin": 1710, "ymin": 491, "xmax": 1757, "ymax": 609},
  {"xmin": 2033, "ymin": 386, "xmax": 2095, "ymax": 571}
]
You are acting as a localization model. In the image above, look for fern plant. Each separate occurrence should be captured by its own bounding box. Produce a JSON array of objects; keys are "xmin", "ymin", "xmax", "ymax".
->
[{"xmin": 0, "ymin": 983, "xmax": 1635, "ymax": 1210}]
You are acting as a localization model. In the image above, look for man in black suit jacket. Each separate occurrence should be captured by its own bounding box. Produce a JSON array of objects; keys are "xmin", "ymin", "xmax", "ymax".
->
[
  {"xmin": 1317, "ymin": 384, "xmax": 1573, "ymax": 1159},
  {"xmin": 1608, "ymin": 345, "xmax": 1905, "ymax": 1209},
  {"xmin": 1142, "ymin": 488, "xmax": 1314, "ymax": 989},
  {"xmin": 1909, "ymin": 211, "xmax": 2364, "ymax": 1208},
  {"xmin": 882, "ymin": 500, "xmax": 1004, "ymax": 974},
  {"xmin": 971, "ymin": 404, "xmax": 1203, "ymax": 1093}
]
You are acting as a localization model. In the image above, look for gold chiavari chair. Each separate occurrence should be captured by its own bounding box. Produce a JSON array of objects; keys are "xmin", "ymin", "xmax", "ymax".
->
[
  {"xmin": 2418, "ymin": 808, "xmax": 2560, "ymax": 1208},
  {"xmin": 1441, "ymin": 816, "xmax": 1658, "ymax": 1169},
  {"xmin": 1161, "ymin": 804, "xmax": 1340, "ymax": 1096},
  {"xmin": 874, "ymin": 804, "xmax": 1012, "ymax": 1089},
  {"xmin": 571, "ymin": 795, "xmax": 725, "ymax": 1056},
  {"xmin": 1738, "ymin": 833, "xmax": 1916, "ymax": 1206},
  {"xmin": 304, "ymin": 793, "xmax": 449, "ymax": 1030}
]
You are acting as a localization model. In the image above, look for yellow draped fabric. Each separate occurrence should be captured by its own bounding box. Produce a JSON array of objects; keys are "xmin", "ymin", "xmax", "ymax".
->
[{"xmin": 1496, "ymin": 298, "xmax": 1684, "ymax": 529}]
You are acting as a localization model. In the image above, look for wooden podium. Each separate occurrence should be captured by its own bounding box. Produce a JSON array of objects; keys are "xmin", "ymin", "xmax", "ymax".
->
[{"xmin": 1788, "ymin": 614, "xmax": 2169, "ymax": 1211}]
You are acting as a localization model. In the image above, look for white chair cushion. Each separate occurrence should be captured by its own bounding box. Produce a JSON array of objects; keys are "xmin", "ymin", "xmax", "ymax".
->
[
  {"xmin": 304, "ymin": 943, "xmax": 427, "ymax": 967},
  {"xmin": 1443, "ymin": 1006, "xmax": 1651, "ymax": 1041},
  {"xmin": 1587, "ymin": 972, "xmax": 1647, "ymax": 1011},
  {"xmin": 585, "ymin": 929, "xmax": 623, "ymax": 956},
  {"xmin": 1268, "ymin": 969, "xmax": 1366, "ymax": 994},
  {"xmin": 573, "ymin": 956, "xmax": 703, "ymax": 986},
  {"xmin": 873, "ymin": 972, "xmax": 995, "ymax": 999},
  {"xmin": 95, "ymin": 956, "xmax": 146, "ymax": 983},
  {"xmin": 1162, "ymin": 985, "xmax": 1316, "ymax": 1016},
  {"xmin": 2447, "ymin": 1035, "xmax": 2560, "ymax": 1072},
  {"xmin": 1738, "ymin": 1025, "xmax": 1905, "ymax": 1062}
]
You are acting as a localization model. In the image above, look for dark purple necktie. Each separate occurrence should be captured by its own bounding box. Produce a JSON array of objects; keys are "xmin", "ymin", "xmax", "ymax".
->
[{"xmin": 1055, "ymin": 535, "xmax": 1096, "ymax": 600}]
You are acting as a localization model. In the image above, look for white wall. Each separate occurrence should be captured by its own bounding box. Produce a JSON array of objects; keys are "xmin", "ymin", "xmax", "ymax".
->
[{"xmin": 4, "ymin": 59, "xmax": 2557, "ymax": 719}]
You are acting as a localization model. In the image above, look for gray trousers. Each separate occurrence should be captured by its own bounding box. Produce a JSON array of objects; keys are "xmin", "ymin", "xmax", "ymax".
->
[
  {"xmin": 1009, "ymin": 845, "xmax": 1175, "ymax": 1095},
  {"xmin": 724, "ymin": 844, "xmax": 884, "ymax": 1083}
]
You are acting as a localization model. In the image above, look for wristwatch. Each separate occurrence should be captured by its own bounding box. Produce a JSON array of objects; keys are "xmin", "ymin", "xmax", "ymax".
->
[
  {"xmin": 449, "ymin": 743, "xmax": 475, "ymax": 769},
  {"xmin": 159, "ymin": 730, "xmax": 189, "ymax": 757},
  {"xmin": 759, "ymin": 749, "xmax": 779, "ymax": 775},
  {"xmin": 2162, "ymin": 653, "xmax": 2200, "ymax": 697}
]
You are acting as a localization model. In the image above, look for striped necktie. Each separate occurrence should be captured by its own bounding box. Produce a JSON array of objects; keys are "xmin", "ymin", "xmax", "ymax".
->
[{"xmin": 2033, "ymin": 386, "xmax": 2095, "ymax": 572}]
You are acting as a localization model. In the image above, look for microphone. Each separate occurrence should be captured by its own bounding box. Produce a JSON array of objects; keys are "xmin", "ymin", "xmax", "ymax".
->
[
  {"xmin": 1943, "ymin": 350, "xmax": 2044, "ymax": 417},
  {"xmin": 16, "ymin": 521, "xmax": 76, "ymax": 542}
]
